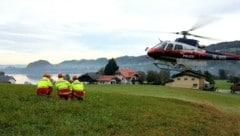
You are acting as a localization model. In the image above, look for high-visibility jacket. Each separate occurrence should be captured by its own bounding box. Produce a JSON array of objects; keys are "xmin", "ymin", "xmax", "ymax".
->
[
  {"xmin": 55, "ymin": 78, "xmax": 71, "ymax": 91},
  {"xmin": 37, "ymin": 77, "xmax": 53, "ymax": 88},
  {"xmin": 71, "ymin": 80, "xmax": 84, "ymax": 91}
]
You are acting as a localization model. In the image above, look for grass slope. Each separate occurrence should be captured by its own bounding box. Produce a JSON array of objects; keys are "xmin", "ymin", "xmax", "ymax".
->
[
  {"xmin": 93, "ymin": 85, "xmax": 240, "ymax": 113},
  {"xmin": 0, "ymin": 83, "xmax": 240, "ymax": 136},
  {"xmin": 215, "ymin": 80, "xmax": 232, "ymax": 90}
]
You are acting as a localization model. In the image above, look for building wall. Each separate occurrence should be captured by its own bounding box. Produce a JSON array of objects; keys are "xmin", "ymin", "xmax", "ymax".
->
[
  {"xmin": 166, "ymin": 75, "xmax": 201, "ymax": 89},
  {"xmin": 199, "ymin": 78, "xmax": 205, "ymax": 89},
  {"xmin": 98, "ymin": 80, "xmax": 116, "ymax": 84}
]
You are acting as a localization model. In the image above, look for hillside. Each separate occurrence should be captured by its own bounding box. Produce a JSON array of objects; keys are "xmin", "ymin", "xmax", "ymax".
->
[
  {"xmin": 1, "ymin": 84, "xmax": 240, "ymax": 135},
  {"xmin": 205, "ymin": 41, "xmax": 240, "ymax": 75},
  {"xmin": 207, "ymin": 40, "xmax": 240, "ymax": 54}
]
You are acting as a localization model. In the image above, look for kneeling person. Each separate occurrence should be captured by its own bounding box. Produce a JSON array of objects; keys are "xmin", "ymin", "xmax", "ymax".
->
[
  {"xmin": 71, "ymin": 76, "xmax": 85, "ymax": 100},
  {"xmin": 36, "ymin": 73, "xmax": 53, "ymax": 96},
  {"xmin": 55, "ymin": 73, "xmax": 72, "ymax": 100}
]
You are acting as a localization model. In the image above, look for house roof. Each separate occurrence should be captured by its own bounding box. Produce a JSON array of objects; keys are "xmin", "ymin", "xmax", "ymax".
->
[
  {"xmin": 97, "ymin": 75, "xmax": 116, "ymax": 81},
  {"xmin": 79, "ymin": 72, "xmax": 100, "ymax": 82},
  {"xmin": 172, "ymin": 70, "xmax": 205, "ymax": 78},
  {"xmin": 0, "ymin": 75, "xmax": 16, "ymax": 83},
  {"xmin": 0, "ymin": 71, "xmax": 5, "ymax": 76},
  {"xmin": 116, "ymin": 69, "xmax": 137, "ymax": 78}
]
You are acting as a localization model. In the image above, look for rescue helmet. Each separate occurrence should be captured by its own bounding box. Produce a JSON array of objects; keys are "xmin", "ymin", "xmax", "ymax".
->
[
  {"xmin": 72, "ymin": 75, "xmax": 78, "ymax": 80},
  {"xmin": 58, "ymin": 73, "xmax": 63, "ymax": 78},
  {"xmin": 43, "ymin": 73, "xmax": 50, "ymax": 78}
]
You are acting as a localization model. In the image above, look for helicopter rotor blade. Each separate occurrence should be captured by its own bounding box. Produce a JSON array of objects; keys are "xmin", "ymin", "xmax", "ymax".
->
[
  {"xmin": 188, "ymin": 16, "xmax": 220, "ymax": 32},
  {"xmin": 188, "ymin": 33, "xmax": 223, "ymax": 41},
  {"xmin": 171, "ymin": 31, "xmax": 184, "ymax": 35}
]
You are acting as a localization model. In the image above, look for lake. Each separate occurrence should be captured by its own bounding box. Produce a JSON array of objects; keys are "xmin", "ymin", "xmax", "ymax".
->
[{"xmin": 8, "ymin": 74, "xmax": 82, "ymax": 85}]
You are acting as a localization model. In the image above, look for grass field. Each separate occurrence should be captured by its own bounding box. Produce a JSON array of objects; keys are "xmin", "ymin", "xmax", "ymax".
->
[
  {"xmin": 215, "ymin": 80, "xmax": 232, "ymax": 90},
  {"xmin": 0, "ymin": 83, "xmax": 240, "ymax": 136}
]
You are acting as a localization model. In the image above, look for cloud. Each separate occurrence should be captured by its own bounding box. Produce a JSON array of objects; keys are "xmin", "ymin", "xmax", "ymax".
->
[{"xmin": 0, "ymin": 0, "xmax": 240, "ymax": 64}]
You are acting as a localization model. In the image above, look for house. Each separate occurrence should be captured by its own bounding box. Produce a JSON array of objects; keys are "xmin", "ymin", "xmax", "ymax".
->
[
  {"xmin": 79, "ymin": 72, "xmax": 100, "ymax": 84},
  {"xmin": 97, "ymin": 75, "xmax": 116, "ymax": 84},
  {"xmin": 0, "ymin": 73, "xmax": 16, "ymax": 84},
  {"xmin": 165, "ymin": 70, "xmax": 206, "ymax": 89},
  {"xmin": 115, "ymin": 69, "xmax": 139, "ymax": 84},
  {"xmin": 95, "ymin": 69, "xmax": 139, "ymax": 84}
]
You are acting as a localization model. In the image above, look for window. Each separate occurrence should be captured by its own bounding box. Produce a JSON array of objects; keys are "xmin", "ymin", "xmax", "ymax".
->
[
  {"xmin": 192, "ymin": 78, "xmax": 195, "ymax": 81},
  {"xmin": 177, "ymin": 77, "xmax": 181, "ymax": 80},
  {"xmin": 155, "ymin": 42, "xmax": 167, "ymax": 49},
  {"xmin": 175, "ymin": 44, "xmax": 183, "ymax": 50},
  {"xmin": 161, "ymin": 42, "xmax": 167, "ymax": 49},
  {"xmin": 184, "ymin": 78, "xmax": 188, "ymax": 80},
  {"xmin": 193, "ymin": 84, "xmax": 198, "ymax": 88},
  {"xmin": 166, "ymin": 43, "xmax": 173, "ymax": 50}
]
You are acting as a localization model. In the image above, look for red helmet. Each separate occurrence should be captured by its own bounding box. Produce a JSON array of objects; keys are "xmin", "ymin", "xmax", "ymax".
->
[
  {"xmin": 43, "ymin": 73, "xmax": 50, "ymax": 78},
  {"xmin": 72, "ymin": 75, "xmax": 78, "ymax": 80},
  {"xmin": 58, "ymin": 73, "xmax": 63, "ymax": 78}
]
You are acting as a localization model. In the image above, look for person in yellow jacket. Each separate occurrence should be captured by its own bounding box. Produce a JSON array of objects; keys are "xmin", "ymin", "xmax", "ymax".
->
[
  {"xmin": 55, "ymin": 73, "xmax": 72, "ymax": 100},
  {"xmin": 71, "ymin": 75, "xmax": 85, "ymax": 100},
  {"xmin": 36, "ymin": 73, "xmax": 53, "ymax": 96}
]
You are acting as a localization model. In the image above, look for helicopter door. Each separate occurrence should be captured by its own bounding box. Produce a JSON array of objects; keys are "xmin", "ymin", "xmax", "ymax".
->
[
  {"xmin": 166, "ymin": 43, "xmax": 174, "ymax": 50},
  {"xmin": 174, "ymin": 44, "xmax": 183, "ymax": 58},
  {"xmin": 165, "ymin": 43, "xmax": 174, "ymax": 57}
]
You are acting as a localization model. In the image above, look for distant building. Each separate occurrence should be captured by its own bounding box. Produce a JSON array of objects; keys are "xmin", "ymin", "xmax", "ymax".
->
[
  {"xmin": 80, "ymin": 69, "xmax": 140, "ymax": 84},
  {"xmin": 0, "ymin": 71, "xmax": 4, "ymax": 76},
  {"xmin": 97, "ymin": 75, "xmax": 116, "ymax": 84},
  {"xmin": 0, "ymin": 72, "xmax": 16, "ymax": 84},
  {"xmin": 165, "ymin": 70, "xmax": 206, "ymax": 89},
  {"xmin": 115, "ymin": 69, "xmax": 139, "ymax": 84},
  {"xmin": 79, "ymin": 72, "xmax": 100, "ymax": 84},
  {"xmin": 96, "ymin": 69, "xmax": 139, "ymax": 84}
]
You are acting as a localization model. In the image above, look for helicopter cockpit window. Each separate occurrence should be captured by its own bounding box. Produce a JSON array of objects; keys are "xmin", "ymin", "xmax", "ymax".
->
[
  {"xmin": 166, "ymin": 43, "xmax": 173, "ymax": 50},
  {"xmin": 175, "ymin": 44, "xmax": 183, "ymax": 50},
  {"xmin": 160, "ymin": 42, "xmax": 167, "ymax": 49},
  {"xmin": 154, "ymin": 42, "xmax": 166, "ymax": 49}
]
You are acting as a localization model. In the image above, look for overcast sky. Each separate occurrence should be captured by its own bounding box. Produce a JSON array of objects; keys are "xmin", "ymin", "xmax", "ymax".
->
[{"xmin": 1, "ymin": 0, "xmax": 240, "ymax": 65}]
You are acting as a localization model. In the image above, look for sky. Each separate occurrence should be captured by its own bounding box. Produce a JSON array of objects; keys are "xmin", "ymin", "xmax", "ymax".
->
[{"xmin": 0, "ymin": 0, "xmax": 240, "ymax": 65}]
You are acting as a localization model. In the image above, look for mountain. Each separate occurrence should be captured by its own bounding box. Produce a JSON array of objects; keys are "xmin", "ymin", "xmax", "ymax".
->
[
  {"xmin": 26, "ymin": 60, "xmax": 54, "ymax": 69},
  {"xmin": 2, "ymin": 55, "xmax": 158, "ymax": 75},
  {"xmin": 201, "ymin": 41, "xmax": 240, "ymax": 75},
  {"xmin": 206, "ymin": 40, "xmax": 240, "ymax": 54},
  {"xmin": 115, "ymin": 55, "xmax": 158, "ymax": 71}
]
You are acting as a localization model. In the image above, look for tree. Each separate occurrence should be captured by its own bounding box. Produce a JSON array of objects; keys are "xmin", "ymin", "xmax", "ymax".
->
[
  {"xmin": 218, "ymin": 69, "xmax": 228, "ymax": 80},
  {"xmin": 204, "ymin": 71, "xmax": 215, "ymax": 84},
  {"xmin": 137, "ymin": 71, "xmax": 146, "ymax": 84},
  {"xmin": 229, "ymin": 75, "xmax": 240, "ymax": 83},
  {"xmin": 104, "ymin": 58, "xmax": 119, "ymax": 75},
  {"xmin": 159, "ymin": 70, "xmax": 170, "ymax": 85},
  {"xmin": 97, "ymin": 67, "xmax": 105, "ymax": 75},
  {"xmin": 146, "ymin": 70, "xmax": 161, "ymax": 85}
]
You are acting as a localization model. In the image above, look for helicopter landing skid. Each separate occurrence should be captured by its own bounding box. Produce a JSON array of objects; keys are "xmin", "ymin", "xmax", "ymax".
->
[{"xmin": 153, "ymin": 60, "xmax": 185, "ymax": 72}]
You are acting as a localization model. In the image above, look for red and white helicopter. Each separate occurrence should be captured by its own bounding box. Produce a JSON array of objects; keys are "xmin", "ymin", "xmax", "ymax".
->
[{"xmin": 146, "ymin": 24, "xmax": 240, "ymax": 71}]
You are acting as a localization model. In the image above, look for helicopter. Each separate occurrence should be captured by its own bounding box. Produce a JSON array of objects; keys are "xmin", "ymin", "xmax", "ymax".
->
[{"xmin": 146, "ymin": 22, "xmax": 240, "ymax": 71}]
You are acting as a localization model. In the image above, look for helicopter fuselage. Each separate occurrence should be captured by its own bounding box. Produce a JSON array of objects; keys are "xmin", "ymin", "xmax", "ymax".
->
[{"xmin": 147, "ymin": 41, "xmax": 240, "ymax": 62}]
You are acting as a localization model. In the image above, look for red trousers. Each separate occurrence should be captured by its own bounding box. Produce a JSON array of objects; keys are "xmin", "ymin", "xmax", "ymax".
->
[
  {"xmin": 36, "ymin": 88, "xmax": 52, "ymax": 95},
  {"xmin": 58, "ymin": 89, "xmax": 72, "ymax": 100},
  {"xmin": 72, "ymin": 90, "xmax": 85, "ymax": 100}
]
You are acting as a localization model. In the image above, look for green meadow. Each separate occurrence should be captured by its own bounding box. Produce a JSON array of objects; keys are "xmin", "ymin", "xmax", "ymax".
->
[
  {"xmin": 0, "ymin": 83, "xmax": 240, "ymax": 136},
  {"xmin": 215, "ymin": 80, "xmax": 232, "ymax": 90}
]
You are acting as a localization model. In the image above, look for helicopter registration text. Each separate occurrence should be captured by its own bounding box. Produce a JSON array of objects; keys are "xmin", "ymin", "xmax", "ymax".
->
[
  {"xmin": 183, "ymin": 55, "xmax": 195, "ymax": 59},
  {"xmin": 212, "ymin": 55, "xmax": 227, "ymax": 60}
]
